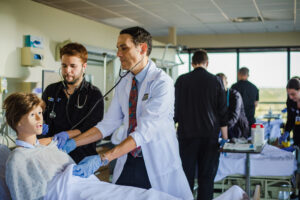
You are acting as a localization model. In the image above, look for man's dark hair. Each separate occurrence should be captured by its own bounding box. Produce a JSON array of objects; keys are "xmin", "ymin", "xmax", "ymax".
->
[
  {"xmin": 238, "ymin": 67, "xmax": 249, "ymax": 76},
  {"xmin": 120, "ymin": 26, "xmax": 152, "ymax": 56},
  {"xmin": 287, "ymin": 77, "xmax": 300, "ymax": 90},
  {"xmin": 192, "ymin": 49, "xmax": 208, "ymax": 65}
]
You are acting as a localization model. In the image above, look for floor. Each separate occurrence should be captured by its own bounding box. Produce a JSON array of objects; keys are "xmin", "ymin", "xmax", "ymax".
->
[{"xmin": 95, "ymin": 145, "xmax": 111, "ymax": 183}]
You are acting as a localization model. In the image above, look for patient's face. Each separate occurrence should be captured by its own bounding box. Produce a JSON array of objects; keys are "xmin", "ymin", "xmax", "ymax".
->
[{"xmin": 17, "ymin": 105, "xmax": 43, "ymax": 136}]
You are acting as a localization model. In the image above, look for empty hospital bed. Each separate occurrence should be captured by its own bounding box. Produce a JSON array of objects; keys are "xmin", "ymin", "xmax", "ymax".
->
[{"xmin": 214, "ymin": 144, "xmax": 297, "ymax": 199}]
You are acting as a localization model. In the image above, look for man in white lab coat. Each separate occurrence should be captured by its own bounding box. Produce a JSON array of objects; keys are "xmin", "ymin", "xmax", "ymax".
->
[{"xmin": 62, "ymin": 26, "xmax": 193, "ymax": 200}]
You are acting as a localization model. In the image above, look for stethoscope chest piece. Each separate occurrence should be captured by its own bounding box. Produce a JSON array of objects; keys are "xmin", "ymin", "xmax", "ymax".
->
[{"xmin": 49, "ymin": 110, "xmax": 56, "ymax": 119}]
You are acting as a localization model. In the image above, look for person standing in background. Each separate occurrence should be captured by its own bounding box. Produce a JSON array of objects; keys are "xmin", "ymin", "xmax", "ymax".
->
[
  {"xmin": 175, "ymin": 49, "xmax": 228, "ymax": 200},
  {"xmin": 232, "ymin": 67, "xmax": 259, "ymax": 133},
  {"xmin": 217, "ymin": 73, "xmax": 249, "ymax": 139}
]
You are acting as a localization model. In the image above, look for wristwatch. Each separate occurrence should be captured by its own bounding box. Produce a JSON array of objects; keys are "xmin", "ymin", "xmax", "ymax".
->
[{"xmin": 100, "ymin": 154, "xmax": 109, "ymax": 166}]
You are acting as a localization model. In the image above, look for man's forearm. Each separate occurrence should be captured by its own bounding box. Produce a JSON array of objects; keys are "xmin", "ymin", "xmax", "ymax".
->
[
  {"xmin": 220, "ymin": 126, "xmax": 228, "ymax": 140},
  {"xmin": 73, "ymin": 127, "xmax": 103, "ymax": 147},
  {"xmin": 67, "ymin": 129, "xmax": 81, "ymax": 139},
  {"xmin": 103, "ymin": 136, "xmax": 137, "ymax": 162}
]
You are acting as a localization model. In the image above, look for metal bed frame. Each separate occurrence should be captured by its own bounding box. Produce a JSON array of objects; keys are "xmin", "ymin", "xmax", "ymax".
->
[{"xmin": 214, "ymin": 174, "xmax": 295, "ymax": 200}]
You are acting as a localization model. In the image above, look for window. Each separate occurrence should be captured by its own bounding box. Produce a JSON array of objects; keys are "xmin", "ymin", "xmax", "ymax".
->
[
  {"xmin": 176, "ymin": 53, "xmax": 190, "ymax": 76},
  {"xmin": 291, "ymin": 51, "xmax": 300, "ymax": 78},
  {"xmin": 240, "ymin": 52, "xmax": 287, "ymax": 118},
  {"xmin": 207, "ymin": 52, "xmax": 237, "ymax": 87}
]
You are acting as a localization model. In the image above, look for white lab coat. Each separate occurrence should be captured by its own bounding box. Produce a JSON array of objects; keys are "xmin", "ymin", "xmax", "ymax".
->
[{"xmin": 96, "ymin": 60, "xmax": 193, "ymax": 200}]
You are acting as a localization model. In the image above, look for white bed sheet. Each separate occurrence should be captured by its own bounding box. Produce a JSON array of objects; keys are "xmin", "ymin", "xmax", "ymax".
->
[
  {"xmin": 213, "ymin": 185, "xmax": 247, "ymax": 200},
  {"xmin": 45, "ymin": 164, "xmax": 181, "ymax": 200},
  {"xmin": 256, "ymin": 119, "xmax": 283, "ymax": 140},
  {"xmin": 215, "ymin": 144, "xmax": 297, "ymax": 182}
]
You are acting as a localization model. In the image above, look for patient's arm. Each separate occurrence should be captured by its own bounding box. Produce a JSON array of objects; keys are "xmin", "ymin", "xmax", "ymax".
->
[{"xmin": 39, "ymin": 137, "xmax": 53, "ymax": 146}]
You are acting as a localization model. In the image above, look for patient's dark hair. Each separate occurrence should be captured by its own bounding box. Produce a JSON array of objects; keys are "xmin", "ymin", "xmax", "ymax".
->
[
  {"xmin": 3, "ymin": 93, "xmax": 45, "ymax": 133},
  {"xmin": 286, "ymin": 77, "xmax": 300, "ymax": 90}
]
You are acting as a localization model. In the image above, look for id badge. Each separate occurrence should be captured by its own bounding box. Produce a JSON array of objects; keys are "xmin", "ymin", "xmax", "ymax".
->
[{"xmin": 295, "ymin": 116, "xmax": 300, "ymax": 125}]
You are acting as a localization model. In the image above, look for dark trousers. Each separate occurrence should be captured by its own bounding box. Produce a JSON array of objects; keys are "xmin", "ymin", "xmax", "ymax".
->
[
  {"xmin": 115, "ymin": 153, "xmax": 151, "ymax": 189},
  {"xmin": 179, "ymin": 138, "xmax": 220, "ymax": 200}
]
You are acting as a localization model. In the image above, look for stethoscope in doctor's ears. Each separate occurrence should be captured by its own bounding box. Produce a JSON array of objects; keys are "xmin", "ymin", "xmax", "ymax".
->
[{"xmin": 49, "ymin": 56, "xmax": 145, "ymax": 130}]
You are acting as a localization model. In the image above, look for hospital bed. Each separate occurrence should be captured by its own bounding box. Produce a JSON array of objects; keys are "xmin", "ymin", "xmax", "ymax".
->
[
  {"xmin": 0, "ymin": 144, "xmax": 11, "ymax": 200},
  {"xmin": 214, "ymin": 144, "xmax": 297, "ymax": 199}
]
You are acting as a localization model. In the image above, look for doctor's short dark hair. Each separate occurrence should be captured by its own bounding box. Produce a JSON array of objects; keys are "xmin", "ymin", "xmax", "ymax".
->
[
  {"xmin": 192, "ymin": 49, "xmax": 208, "ymax": 65},
  {"xmin": 60, "ymin": 42, "xmax": 88, "ymax": 63},
  {"xmin": 120, "ymin": 26, "xmax": 152, "ymax": 56},
  {"xmin": 3, "ymin": 93, "xmax": 45, "ymax": 133}
]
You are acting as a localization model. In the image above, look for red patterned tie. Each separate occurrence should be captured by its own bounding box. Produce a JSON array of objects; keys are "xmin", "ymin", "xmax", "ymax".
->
[{"xmin": 128, "ymin": 77, "xmax": 142, "ymax": 157}]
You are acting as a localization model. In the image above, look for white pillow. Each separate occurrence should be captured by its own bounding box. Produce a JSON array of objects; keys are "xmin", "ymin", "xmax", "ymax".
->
[{"xmin": 0, "ymin": 144, "xmax": 11, "ymax": 200}]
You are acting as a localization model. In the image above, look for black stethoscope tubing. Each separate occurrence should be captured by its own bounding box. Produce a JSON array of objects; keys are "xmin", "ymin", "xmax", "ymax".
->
[
  {"xmin": 50, "ymin": 57, "xmax": 143, "ymax": 130},
  {"xmin": 68, "ymin": 69, "xmax": 130, "ymax": 130},
  {"xmin": 49, "ymin": 69, "xmax": 130, "ymax": 130}
]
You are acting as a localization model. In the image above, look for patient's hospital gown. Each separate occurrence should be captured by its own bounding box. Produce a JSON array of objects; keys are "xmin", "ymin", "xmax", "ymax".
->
[
  {"xmin": 5, "ymin": 142, "xmax": 180, "ymax": 200},
  {"xmin": 5, "ymin": 142, "xmax": 74, "ymax": 200}
]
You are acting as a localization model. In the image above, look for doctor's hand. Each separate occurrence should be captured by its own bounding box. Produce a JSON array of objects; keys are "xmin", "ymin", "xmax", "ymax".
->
[
  {"xmin": 62, "ymin": 139, "xmax": 77, "ymax": 153},
  {"xmin": 72, "ymin": 155, "xmax": 103, "ymax": 178},
  {"xmin": 42, "ymin": 124, "xmax": 49, "ymax": 135},
  {"xmin": 279, "ymin": 131, "xmax": 289, "ymax": 144},
  {"xmin": 53, "ymin": 131, "xmax": 69, "ymax": 149}
]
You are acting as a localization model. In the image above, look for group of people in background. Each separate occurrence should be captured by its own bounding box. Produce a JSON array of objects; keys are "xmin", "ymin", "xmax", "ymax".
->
[
  {"xmin": 174, "ymin": 50, "xmax": 259, "ymax": 199},
  {"xmin": 3, "ymin": 25, "xmax": 300, "ymax": 200}
]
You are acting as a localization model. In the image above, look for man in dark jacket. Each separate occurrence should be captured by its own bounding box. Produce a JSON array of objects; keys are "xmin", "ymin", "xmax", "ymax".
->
[
  {"xmin": 174, "ymin": 49, "xmax": 228, "ymax": 200},
  {"xmin": 217, "ymin": 73, "xmax": 249, "ymax": 139},
  {"xmin": 232, "ymin": 67, "xmax": 259, "ymax": 131}
]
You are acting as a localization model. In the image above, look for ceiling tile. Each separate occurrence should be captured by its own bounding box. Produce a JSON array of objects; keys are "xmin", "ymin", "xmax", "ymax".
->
[
  {"xmin": 205, "ymin": 23, "xmax": 241, "ymax": 34},
  {"xmin": 33, "ymin": 0, "xmax": 299, "ymax": 36},
  {"xmin": 193, "ymin": 13, "xmax": 228, "ymax": 23},
  {"xmin": 262, "ymin": 10, "xmax": 293, "ymax": 20},
  {"xmin": 234, "ymin": 22, "xmax": 266, "ymax": 33},
  {"xmin": 265, "ymin": 20, "xmax": 294, "ymax": 32},
  {"xmin": 51, "ymin": 1, "xmax": 92, "ymax": 9},
  {"xmin": 86, "ymin": 0, "xmax": 127, "ymax": 7}
]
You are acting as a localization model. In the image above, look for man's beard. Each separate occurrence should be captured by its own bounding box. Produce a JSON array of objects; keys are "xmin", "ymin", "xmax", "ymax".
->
[
  {"xmin": 63, "ymin": 69, "xmax": 84, "ymax": 85},
  {"xmin": 63, "ymin": 75, "xmax": 81, "ymax": 85}
]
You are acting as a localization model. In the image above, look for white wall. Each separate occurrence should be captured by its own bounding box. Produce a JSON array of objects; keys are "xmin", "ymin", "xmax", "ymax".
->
[
  {"xmin": 0, "ymin": 0, "xmax": 176, "ymax": 109},
  {"xmin": 0, "ymin": 0, "xmax": 120, "ymax": 91}
]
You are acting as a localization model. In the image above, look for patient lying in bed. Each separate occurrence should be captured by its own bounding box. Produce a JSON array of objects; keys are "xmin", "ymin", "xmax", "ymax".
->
[{"xmin": 3, "ymin": 93, "xmax": 179, "ymax": 200}]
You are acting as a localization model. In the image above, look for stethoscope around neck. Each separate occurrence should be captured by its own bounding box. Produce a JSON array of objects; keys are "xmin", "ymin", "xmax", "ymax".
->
[
  {"xmin": 49, "ymin": 57, "xmax": 144, "ymax": 130},
  {"xmin": 49, "ymin": 80, "xmax": 87, "ymax": 125}
]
